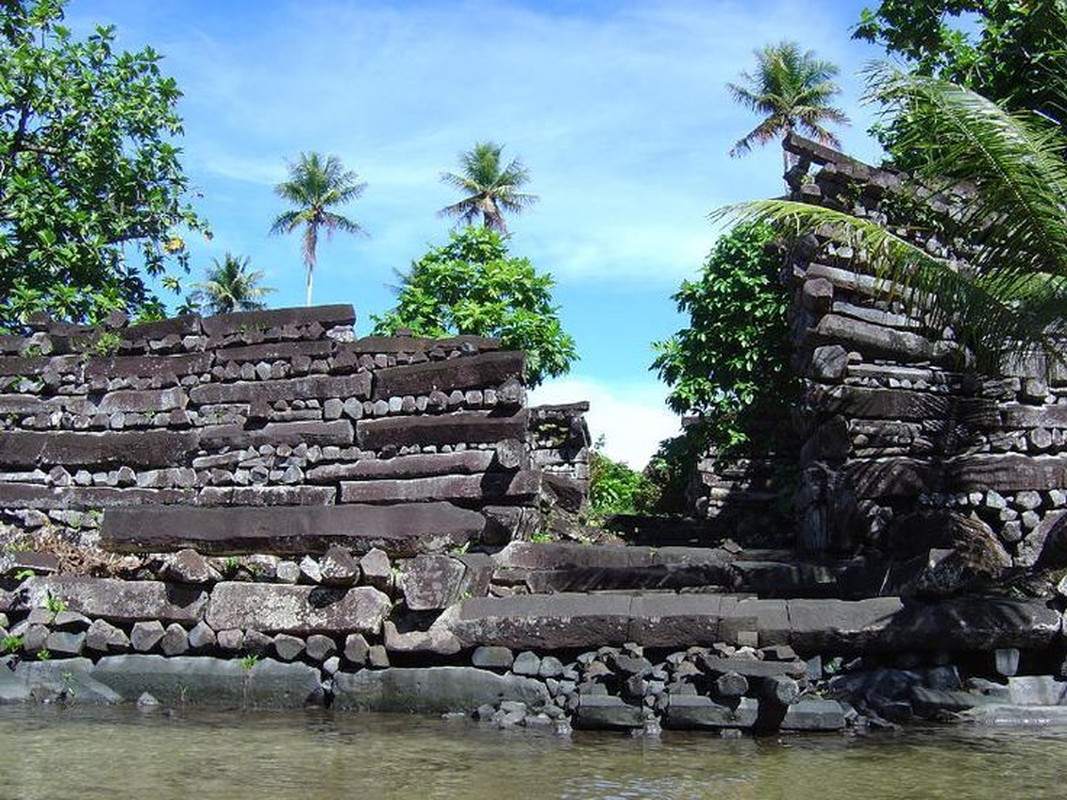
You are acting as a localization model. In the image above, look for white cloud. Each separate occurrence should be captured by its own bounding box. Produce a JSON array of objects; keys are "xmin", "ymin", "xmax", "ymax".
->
[{"xmin": 529, "ymin": 375, "xmax": 682, "ymax": 469}]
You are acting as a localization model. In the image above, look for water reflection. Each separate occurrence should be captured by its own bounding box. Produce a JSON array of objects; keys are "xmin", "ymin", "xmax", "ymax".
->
[{"xmin": 1, "ymin": 705, "xmax": 1062, "ymax": 800}]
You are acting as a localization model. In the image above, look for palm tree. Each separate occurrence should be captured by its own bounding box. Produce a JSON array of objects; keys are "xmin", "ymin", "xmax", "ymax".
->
[
  {"xmin": 721, "ymin": 67, "xmax": 1067, "ymax": 368},
  {"xmin": 728, "ymin": 41, "xmax": 850, "ymax": 178},
  {"xmin": 439, "ymin": 141, "xmax": 538, "ymax": 232},
  {"xmin": 191, "ymin": 253, "xmax": 274, "ymax": 315},
  {"xmin": 270, "ymin": 152, "xmax": 367, "ymax": 306}
]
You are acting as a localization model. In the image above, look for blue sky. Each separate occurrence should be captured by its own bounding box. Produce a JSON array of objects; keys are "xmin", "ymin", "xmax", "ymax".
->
[{"xmin": 68, "ymin": 0, "xmax": 890, "ymax": 467}]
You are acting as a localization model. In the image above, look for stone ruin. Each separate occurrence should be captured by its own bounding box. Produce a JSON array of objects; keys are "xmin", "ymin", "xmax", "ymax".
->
[
  {"xmin": 0, "ymin": 303, "xmax": 588, "ymax": 549},
  {"xmin": 3, "ymin": 147, "xmax": 1067, "ymax": 734}
]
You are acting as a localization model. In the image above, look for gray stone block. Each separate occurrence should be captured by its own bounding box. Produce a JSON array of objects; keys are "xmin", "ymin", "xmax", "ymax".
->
[
  {"xmin": 90, "ymin": 655, "xmax": 323, "ymax": 708},
  {"xmin": 780, "ymin": 698, "xmax": 847, "ymax": 730},
  {"xmin": 333, "ymin": 666, "xmax": 548, "ymax": 714},
  {"xmin": 574, "ymin": 695, "xmax": 645, "ymax": 729},
  {"xmin": 664, "ymin": 695, "xmax": 759, "ymax": 729},
  {"xmin": 206, "ymin": 584, "xmax": 391, "ymax": 636}
]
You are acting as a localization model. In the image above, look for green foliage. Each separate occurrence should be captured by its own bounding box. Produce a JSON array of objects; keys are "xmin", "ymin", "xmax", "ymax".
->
[
  {"xmin": 727, "ymin": 40, "xmax": 849, "ymax": 175},
  {"xmin": 1, "ymin": 633, "xmax": 23, "ymax": 654},
  {"xmin": 270, "ymin": 151, "xmax": 366, "ymax": 307},
  {"xmin": 853, "ymin": 1, "xmax": 1067, "ymax": 162},
  {"xmin": 588, "ymin": 446, "xmax": 651, "ymax": 518},
  {"xmin": 372, "ymin": 226, "xmax": 577, "ymax": 387},
  {"xmin": 639, "ymin": 432, "xmax": 706, "ymax": 515},
  {"xmin": 724, "ymin": 68, "xmax": 1067, "ymax": 370},
  {"xmin": 240, "ymin": 654, "xmax": 260, "ymax": 671},
  {"xmin": 652, "ymin": 222, "xmax": 796, "ymax": 454},
  {"xmin": 44, "ymin": 591, "xmax": 66, "ymax": 617},
  {"xmin": 35, "ymin": 648, "xmax": 51, "ymax": 661},
  {"xmin": 190, "ymin": 253, "xmax": 274, "ymax": 315},
  {"xmin": 439, "ymin": 141, "xmax": 538, "ymax": 233},
  {"xmin": 0, "ymin": 0, "xmax": 207, "ymax": 331}
]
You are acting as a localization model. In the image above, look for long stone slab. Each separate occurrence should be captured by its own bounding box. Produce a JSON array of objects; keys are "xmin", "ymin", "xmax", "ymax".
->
[
  {"xmin": 372, "ymin": 351, "xmax": 524, "ymax": 400},
  {"xmin": 948, "ymin": 455, "xmax": 1067, "ymax": 493},
  {"xmin": 332, "ymin": 667, "xmax": 548, "ymax": 714},
  {"xmin": 199, "ymin": 420, "xmax": 354, "ymax": 449},
  {"xmin": 356, "ymin": 410, "xmax": 528, "ymax": 449},
  {"xmin": 83, "ymin": 352, "xmax": 213, "ymax": 380},
  {"xmin": 435, "ymin": 593, "xmax": 1061, "ymax": 653},
  {"xmin": 100, "ymin": 502, "xmax": 486, "ymax": 556},
  {"xmin": 19, "ymin": 577, "xmax": 206, "ymax": 624},
  {"xmin": 0, "ymin": 483, "xmax": 194, "ymax": 510},
  {"xmin": 199, "ymin": 304, "xmax": 355, "ymax": 339},
  {"xmin": 339, "ymin": 471, "xmax": 540, "ymax": 504},
  {"xmin": 188, "ymin": 373, "xmax": 371, "ymax": 405},
  {"xmin": 0, "ymin": 431, "xmax": 199, "ymax": 468},
  {"xmin": 206, "ymin": 583, "xmax": 391, "ymax": 635},
  {"xmin": 90, "ymin": 655, "xmax": 324, "ymax": 708},
  {"xmin": 307, "ymin": 450, "xmax": 495, "ymax": 483}
]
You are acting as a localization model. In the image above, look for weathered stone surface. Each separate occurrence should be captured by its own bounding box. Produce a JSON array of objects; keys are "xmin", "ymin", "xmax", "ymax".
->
[
  {"xmin": 44, "ymin": 630, "xmax": 85, "ymax": 656},
  {"xmin": 85, "ymin": 619, "xmax": 130, "ymax": 653},
  {"xmin": 780, "ymin": 698, "xmax": 846, "ymax": 730},
  {"xmin": 356, "ymin": 410, "xmax": 528, "ymax": 450},
  {"xmin": 372, "ymin": 352, "xmax": 524, "ymax": 400},
  {"xmin": 90, "ymin": 655, "xmax": 324, "ymax": 707},
  {"xmin": 83, "ymin": 353, "xmax": 213, "ymax": 381},
  {"xmin": 101, "ymin": 502, "xmax": 487, "ymax": 557},
  {"xmin": 340, "ymin": 471, "xmax": 540, "ymax": 504},
  {"xmin": 332, "ymin": 666, "xmax": 548, "ymax": 713},
  {"xmin": 950, "ymin": 455, "xmax": 1067, "ymax": 493},
  {"xmin": 161, "ymin": 549, "xmax": 222, "ymax": 585},
  {"xmin": 0, "ymin": 483, "xmax": 193, "ymax": 510},
  {"xmin": 197, "ymin": 486, "xmax": 337, "ymax": 507},
  {"xmin": 382, "ymin": 620, "xmax": 461, "ymax": 655},
  {"xmin": 309, "ymin": 450, "xmax": 494, "ymax": 482},
  {"xmin": 199, "ymin": 304, "xmax": 354, "ymax": 339},
  {"xmin": 343, "ymin": 633, "xmax": 370, "ymax": 664},
  {"xmin": 0, "ymin": 431, "xmax": 198, "ymax": 468},
  {"xmin": 319, "ymin": 546, "xmax": 361, "ymax": 586},
  {"xmin": 471, "ymin": 646, "xmax": 514, "ymax": 670},
  {"xmin": 399, "ymin": 555, "xmax": 467, "ymax": 611},
  {"xmin": 0, "ymin": 658, "xmax": 122, "ymax": 705},
  {"xmin": 189, "ymin": 373, "xmax": 370, "ymax": 405},
  {"xmin": 273, "ymin": 634, "xmax": 306, "ymax": 662},
  {"xmin": 575, "ymin": 695, "xmax": 645, "ymax": 729},
  {"xmin": 187, "ymin": 621, "xmax": 217, "ymax": 651},
  {"xmin": 441, "ymin": 593, "xmax": 634, "ymax": 650},
  {"xmin": 206, "ymin": 583, "xmax": 391, "ymax": 635},
  {"xmin": 20, "ymin": 577, "xmax": 206, "ymax": 624},
  {"xmin": 700, "ymin": 655, "xmax": 806, "ymax": 680},
  {"xmin": 160, "ymin": 623, "xmax": 189, "ymax": 656},
  {"xmin": 664, "ymin": 696, "xmax": 759, "ymax": 729},
  {"xmin": 200, "ymin": 420, "xmax": 354, "ymax": 449},
  {"xmin": 130, "ymin": 620, "xmax": 166, "ymax": 652},
  {"xmin": 812, "ymin": 313, "xmax": 951, "ymax": 364},
  {"xmin": 98, "ymin": 387, "xmax": 187, "ymax": 413},
  {"xmin": 1007, "ymin": 675, "xmax": 1067, "ymax": 706},
  {"xmin": 213, "ymin": 340, "xmax": 334, "ymax": 363}
]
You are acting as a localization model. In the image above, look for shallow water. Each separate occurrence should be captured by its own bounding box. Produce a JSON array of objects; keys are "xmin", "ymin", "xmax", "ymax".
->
[{"xmin": 1, "ymin": 705, "xmax": 1062, "ymax": 800}]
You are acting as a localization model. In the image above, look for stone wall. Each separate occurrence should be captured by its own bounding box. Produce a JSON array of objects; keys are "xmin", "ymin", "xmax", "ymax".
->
[
  {"xmin": 784, "ymin": 133, "xmax": 1067, "ymax": 573},
  {"xmin": 0, "ymin": 304, "xmax": 586, "ymax": 549}
]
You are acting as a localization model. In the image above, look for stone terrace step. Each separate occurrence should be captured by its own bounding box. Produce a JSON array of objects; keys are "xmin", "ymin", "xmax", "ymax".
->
[
  {"xmin": 100, "ymin": 502, "xmax": 486, "ymax": 557},
  {"xmin": 491, "ymin": 542, "xmax": 869, "ymax": 598},
  {"xmin": 433, "ymin": 592, "xmax": 1061, "ymax": 654}
]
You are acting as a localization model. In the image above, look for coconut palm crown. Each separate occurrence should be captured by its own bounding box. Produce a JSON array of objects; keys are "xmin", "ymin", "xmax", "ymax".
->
[
  {"xmin": 439, "ymin": 141, "xmax": 538, "ymax": 233},
  {"xmin": 191, "ymin": 253, "xmax": 274, "ymax": 316},
  {"xmin": 728, "ymin": 41, "xmax": 850, "ymax": 175},
  {"xmin": 270, "ymin": 152, "xmax": 367, "ymax": 306},
  {"xmin": 721, "ymin": 66, "xmax": 1067, "ymax": 370}
]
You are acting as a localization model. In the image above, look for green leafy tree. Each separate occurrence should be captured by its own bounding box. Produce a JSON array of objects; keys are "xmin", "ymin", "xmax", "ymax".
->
[
  {"xmin": 270, "ymin": 151, "xmax": 366, "ymax": 307},
  {"xmin": 372, "ymin": 226, "xmax": 576, "ymax": 387},
  {"xmin": 727, "ymin": 41, "xmax": 850, "ymax": 176},
  {"xmin": 190, "ymin": 253, "xmax": 274, "ymax": 316},
  {"xmin": 652, "ymin": 222, "xmax": 795, "ymax": 454},
  {"xmin": 0, "ymin": 0, "xmax": 207, "ymax": 330},
  {"xmin": 854, "ymin": 0, "xmax": 1067, "ymax": 118},
  {"xmin": 439, "ymin": 141, "xmax": 538, "ymax": 233},
  {"xmin": 724, "ymin": 67, "xmax": 1067, "ymax": 369},
  {"xmin": 853, "ymin": 2, "xmax": 1067, "ymax": 164},
  {"xmin": 588, "ymin": 443, "xmax": 652, "ymax": 518}
]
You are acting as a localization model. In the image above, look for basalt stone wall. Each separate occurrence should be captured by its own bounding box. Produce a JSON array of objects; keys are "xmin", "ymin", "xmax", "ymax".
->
[
  {"xmin": 0, "ymin": 304, "xmax": 587, "ymax": 549},
  {"xmin": 784, "ymin": 133, "xmax": 1067, "ymax": 571}
]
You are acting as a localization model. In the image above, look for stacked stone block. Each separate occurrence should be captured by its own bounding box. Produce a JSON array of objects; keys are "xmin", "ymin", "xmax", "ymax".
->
[
  {"xmin": 0, "ymin": 304, "xmax": 586, "ymax": 547},
  {"xmin": 782, "ymin": 133, "xmax": 1067, "ymax": 574}
]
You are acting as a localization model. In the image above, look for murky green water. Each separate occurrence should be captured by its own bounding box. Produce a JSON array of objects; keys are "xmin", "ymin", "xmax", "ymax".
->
[{"xmin": 0, "ymin": 705, "xmax": 1062, "ymax": 800}]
